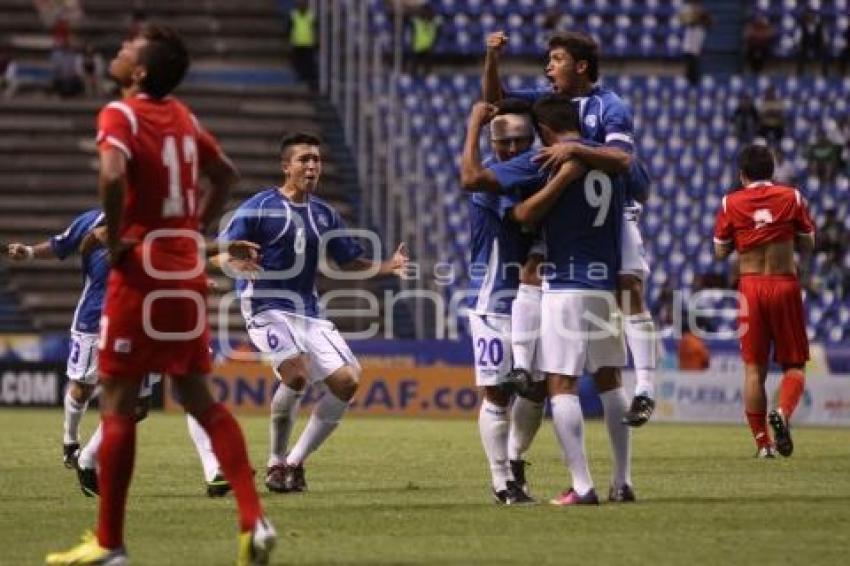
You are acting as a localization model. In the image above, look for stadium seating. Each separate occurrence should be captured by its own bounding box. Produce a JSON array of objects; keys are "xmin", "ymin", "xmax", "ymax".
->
[
  {"xmin": 756, "ymin": 0, "xmax": 850, "ymax": 58},
  {"xmin": 388, "ymin": 72, "xmax": 850, "ymax": 343}
]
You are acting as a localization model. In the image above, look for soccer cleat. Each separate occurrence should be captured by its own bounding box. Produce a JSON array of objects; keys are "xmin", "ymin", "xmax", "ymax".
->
[
  {"xmin": 549, "ymin": 487, "xmax": 600, "ymax": 506},
  {"xmin": 265, "ymin": 464, "xmax": 289, "ymax": 493},
  {"xmin": 63, "ymin": 442, "xmax": 80, "ymax": 469},
  {"xmin": 756, "ymin": 445, "xmax": 777, "ymax": 459},
  {"xmin": 206, "ymin": 472, "xmax": 232, "ymax": 497},
  {"xmin": 237, "ymin": 516, "xmax": 277, "ymax": 566},
  {"xmin": 284, "ymin": 462, "xmax": 307, "ymax": 492},
  {"xmin": 768, "ymin": 410, "xmax": 794, "ymax": 457},
  {"xmin": 608, "ymin": 484, "xmax": 637, "ymax": 503},
  {"xmin": 509, "ymin": 459, "xmax": 530, "ymax": 495},
  {"xmin": 45, "ymin": 531, "xmax": 128, "ymax": 565},
  {"xmin": 492, "ymin": 481, "xmax": 536, "ymax": 505},
  {"xmin": 77, "ymin": 466, "xmax": 99, "ymax": 497},
  {"xmin": 505, "ymin": 368, "xmax": 533, "ymax": 396},
  {"xmin": 622, "ymin": 394, "xmax": 656, "ymax": 427}
]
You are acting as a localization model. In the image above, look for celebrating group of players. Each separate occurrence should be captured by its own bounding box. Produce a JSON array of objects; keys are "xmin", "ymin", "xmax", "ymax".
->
[{"xmin": 2, "ymin": 18, "xmax": 817, "ymax": 566}]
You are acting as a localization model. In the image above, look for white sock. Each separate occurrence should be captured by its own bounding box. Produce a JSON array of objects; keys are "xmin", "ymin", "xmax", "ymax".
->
[
  {"xmin": 285, "ymin": 392, "xmax": 347, "ymax": 465},
  {"xmin": 479, "ymin": 399, "xmax": 512, "ymax": 492},
  {"xmin": 624, "ymin": 313, "xmax": 657, "ymax": 398},
  {"xmin": 511, "ymin": 284, "xmax": 542, "ymax": 371},
  {"xmin": 77, "ymin": 422, "xmax": 102, "ymax": 470},
  {"xmin": 550, "ymin": 394, "xmax": 594, "ymax": 495},
  {"xmin": 63, "ymin": 390, "xmax": 88, "ymax": 444},
  {"xmin": 508, "ymin": 396, "xmax": 544, "ymax": 461},
  {"xmin": 599, "ymin": 388, "xmax": 632, "ymax": 489},
  {"xmin": 268, "ymin": 383, "xmax": 304, "ymax": 467},
  {"xmin": 187, "ymin": 414, "xmax": 221, "ymax": 482}
]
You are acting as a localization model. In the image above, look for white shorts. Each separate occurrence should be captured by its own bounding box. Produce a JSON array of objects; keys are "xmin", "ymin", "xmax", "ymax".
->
[
  {"xmin": 247, "ymin": 309, "xmax": 360, "ymax": 384},
  {"xmin": 66, "ymin": 332, "xmax": 159, "ymax": 397},
  {"xmin": 468, "ymin": 311, "xmax": 545, "ymax": 387},
  {"xmin": 620, "ymin": 209, "xmax": 650, "ymax": 280},
  {"xmin": 539, "ymin": 291, "xmax": 626, "ymax": 376}
]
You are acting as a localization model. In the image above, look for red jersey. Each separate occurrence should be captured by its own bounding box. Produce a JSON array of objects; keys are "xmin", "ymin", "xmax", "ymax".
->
[
  {"xmin": 713, "ymin": 181, "xmax": 815, "ymax": 253},
  {"xmin": 95, "ymin": 94, "xmax": 222, "ymax": 276},
  {"xmin": 96, "ymin": 94, "xmax": 222, "ymax": 379}
]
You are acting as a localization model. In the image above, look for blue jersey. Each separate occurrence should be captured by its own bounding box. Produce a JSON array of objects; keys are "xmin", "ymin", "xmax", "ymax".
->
[
  {"xmin": 625, "ymin": 158, "xmax": 651, "ymax": 207},
  {"xmin": 466, "ymin": 186, "xmax": 531, "ymax": 315},
  {"xmin": 223, "ymin": 189, "xmax": 364, "ymax": 320},
  {"xmin": 50, "ymin": 209, "xmax": 108, "ymax": 333},
  {"xmin": 507, "ymin": 84, "xmax": 635, "ymax": 152},
  {"xmin": 541, "ymin": 166, "xmax": 625, "ymax": 291},
  {"xmin": 487, "ymin": 149, "xmax": 548, "ymax": 198}
]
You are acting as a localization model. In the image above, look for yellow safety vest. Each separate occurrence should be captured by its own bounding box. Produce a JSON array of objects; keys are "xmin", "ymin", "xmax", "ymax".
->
[
  {"xmin": 412, "ymin": 17, "xmax": 437, "ymax": 53},
  {"xmin": 291, "ymin": 9, "xmax": 315, "ymax": 48}
]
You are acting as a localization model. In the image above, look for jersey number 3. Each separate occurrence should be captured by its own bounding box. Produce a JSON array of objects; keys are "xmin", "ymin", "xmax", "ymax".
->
[
  {"xmin": 584, "ymin": 170, "xmax": 613, "ymax": 227},
  {"xmin": 161, "ymin": 135, "xmax": 198, "ymax": 218}
]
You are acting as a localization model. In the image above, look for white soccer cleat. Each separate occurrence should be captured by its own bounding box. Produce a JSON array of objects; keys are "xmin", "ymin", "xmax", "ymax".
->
[{"xmin": 237, "ymin": 516, "xmax": 277, "ymax": 566}]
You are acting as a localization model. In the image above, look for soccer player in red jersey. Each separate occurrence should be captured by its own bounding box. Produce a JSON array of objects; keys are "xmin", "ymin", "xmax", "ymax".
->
[
  {"xmin": 47, "ymin": 25, "xmax": 276, "ymax": 565},
  {"xmin": 714, "ymin": 144, "xmax": 815, "ymax": 459}
]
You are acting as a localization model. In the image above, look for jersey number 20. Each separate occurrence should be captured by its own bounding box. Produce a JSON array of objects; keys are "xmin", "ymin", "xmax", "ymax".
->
[
  {"xmin": 161, "ymin": 135, "xmax": 198, "ymax": 218},
  {"xmin": 584, "ymin": 170, "xmax": 612, "ymax": 227}
]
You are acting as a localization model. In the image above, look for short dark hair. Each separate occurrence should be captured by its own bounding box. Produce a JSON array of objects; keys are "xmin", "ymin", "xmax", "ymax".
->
[
  {"xmin": 494, "ymin": 98, "xmax": 532, "ymax": 116},
  {"xmin": 279, "ymin": 132, "xmax": 321, "ymax": 160},
  {"xmin": 548, "ymin": 31, "xmax": 599, "ymax": 83},
  {"xmin": 137, "ymin": 25, "xmax": 189, "ymax": 98},
  {"xmin": 531, "ymin": 94, "xmax": 580, "ymax": 134},
  {"xmin": 738, "ymin": 144, "xmax": 774, "ymax": 182}
]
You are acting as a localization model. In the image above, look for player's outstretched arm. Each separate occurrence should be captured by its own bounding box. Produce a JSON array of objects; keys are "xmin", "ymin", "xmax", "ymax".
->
[
  {"xmin": 199, "ymin": 153, "xmax": 239, "ymax": 233},
  {"xmin": 713, "ymin": 241, "xmax": 734, "ymax": 260},
  {"xmin": 460, "ymin": 102, "xmax": 502, "ymax": 192},
  {"xmin": 535, "ymin": 142, "xmax": 632, "ymax": 175},
  {"xmin": 338, "ymin": 243, "xmax": 409, "ymax": 278},
  {"xmin": 482, "ymin": 31, "xmax": 507, "ymax": 103},
  {"xmin": 511, "ymin": 160, "xmax": 586, "ymax": 226},
  {"xmin": 5, "ymin": 240, "xmax": 56, "ymax": 261}
]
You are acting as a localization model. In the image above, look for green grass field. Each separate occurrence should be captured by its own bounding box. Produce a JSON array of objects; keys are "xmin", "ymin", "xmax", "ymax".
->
[{"xmin": 2, "ymin": 410, "xmax": 849, "ymax": 566}]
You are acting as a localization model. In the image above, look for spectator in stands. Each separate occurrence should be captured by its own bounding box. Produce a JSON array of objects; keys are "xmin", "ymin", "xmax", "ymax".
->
[
  {"xmin": 409, "ymin": 4, "xmax": 439, "ymax": 75},
  {"xmin": 816, "ymin": 207, "xmax": 847, "ymax": 258},
  {"xmin": 806, "ymin": 129, "xmax": 841, "ymax": 183},
  {"xmin": 285, "ymin": 0, "xmax": 318, "ymax": 90},
  {"xmin": 731, "ymin": 94, "xmax": 759, "ymax": 144},
  {"xmin": 840, "ymin": 24, "xmax": 850, "ymax": 77},
  {"xmin": 0, "ymin": 45, "xmax": 19, "ymax": 99},
  {"xmin": 50, "ymin": 35, "xmax": 84, "ymax": 98},
  {"xmin": 81, "ymin": 42, "xmax": 104, "ymax": 97},
  {"xmin": 795, "ymin": 9, "xmax": 828, "ymax": 76},
  {"xmin": 678, "ymin": 0, "xmax": 712, "ymax": 86},
  {"xmin": 678, "ymin": 315, "xmax": 710, "ymax": 370},
  {"xmin": 756, "ymin": 87, "xmax": 786, "ymax": 146},
  {"xmin": 128, "ymin": 9, "xmax": 149, "ymax": 39},
  {"xmin": 773, "ymin": 151, "xmax": 798, "ymax": 186},
  {"xmin": 743, "ymin": 13, "xmax": 775, "ymax": 75}
]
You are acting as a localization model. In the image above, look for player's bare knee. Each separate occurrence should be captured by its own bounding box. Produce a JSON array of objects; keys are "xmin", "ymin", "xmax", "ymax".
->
[
  {"xmin": 547, "ymin": 374, "xmax": 579, "ymax": 396},
  {"xmin": 134, "ymin": 398, "xmax": 151, "ymax": 422},
  {"xmin": 276, "ymin": 357, "xmax": 309, "ymax": 391},
  {"xmin": 68, "ymin": 381, "xmax": 94, "ymax": 403},
  {"xmin": 483, "ymin": 385, "xmax": 510, "ymax": 407},
  {"xmin": 617, "ymin": 274, "xmax": 646, "ymax": 314},
  {"xmin": 325, "ymin": 366, "xmax": 359, "ymax": 401},
  {"xmin": 593, "ymin": 367, "xmax": 622, "ymax": 392}
]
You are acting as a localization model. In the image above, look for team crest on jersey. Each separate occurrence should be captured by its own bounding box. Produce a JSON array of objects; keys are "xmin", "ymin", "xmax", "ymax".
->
[
  {"xmin": 584, "ymin": 114, "xmax": 598, "ymax": 129},
  {"xmin": 315, "ymin": 213, "xmax": 329, "ymax": 228},
  {"xmin": 753, "ymin": 209, "xmax": 773, "ymax": 229}
]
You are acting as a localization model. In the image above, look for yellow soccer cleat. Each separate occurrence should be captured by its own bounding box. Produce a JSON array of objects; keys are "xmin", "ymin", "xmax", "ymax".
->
[
  {"xmin": 237, "ymin": 516, "xmax": 277, "ymax": 566},
  {"xmin": 45, "ymin": 531, "xmax": 128, "ymax": 565}
]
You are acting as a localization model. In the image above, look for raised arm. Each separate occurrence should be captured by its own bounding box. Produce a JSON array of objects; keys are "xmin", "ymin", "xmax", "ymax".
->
[
  {"xmin": 6, "ymin": 240, "xmax": 56, "ymax": 261},
  {"xmin": 482, "ymin": 31, "xmax": 507, "ymax": 103},
  {"xmin": 460, "ymin": 102, "xmax": 503, "ymax": 192},
  {"xmin": 536, "ymin": 141, "xmax": 632, "ymax": 175}
]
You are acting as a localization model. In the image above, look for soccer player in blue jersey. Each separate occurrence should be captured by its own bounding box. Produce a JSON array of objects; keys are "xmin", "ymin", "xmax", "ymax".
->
[
  {"xmin": 483, "ymin": 30, "xmax": 658, "ymax": 426},
  {"xmin": 514, "ymin": 94, "xmax": 633, "ymax": 505},
  {"xmin": 6, "ymin": 211, "xmax": 229, "ymax": 497},
  {"xmin": 459, "ymin": 99, "xmax": 544, "ymax": 504},
  {"xmin": 219, "ymin": 132, "xmax": 408, "ymax": 494}
]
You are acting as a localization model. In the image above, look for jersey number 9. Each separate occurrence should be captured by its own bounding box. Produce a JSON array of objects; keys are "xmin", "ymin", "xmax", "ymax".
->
[{"xmin": 584, "ymin": 170, "xmax": 613, "ymax": 227}]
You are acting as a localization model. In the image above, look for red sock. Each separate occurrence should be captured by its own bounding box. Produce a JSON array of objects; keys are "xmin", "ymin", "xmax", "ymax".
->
[
  {"xmin": 97, "ymin": 414, "xmax": 137, "ymax": 550},
  {"xmin": 745, "ymin": 411, "xmax": 771, "ymax": 449},
  {"xmin": 199, "ymin": 403, "xmax": 263, "ymax": 532},
  {"xmin": 778, "ymin": 369, "xmax": 805, "ymax": 420}
]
